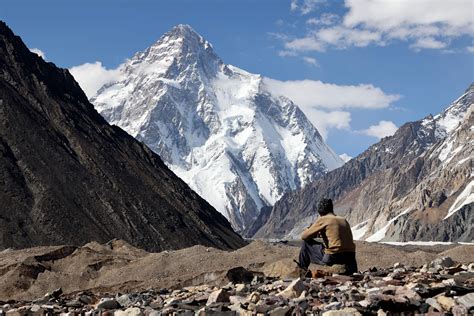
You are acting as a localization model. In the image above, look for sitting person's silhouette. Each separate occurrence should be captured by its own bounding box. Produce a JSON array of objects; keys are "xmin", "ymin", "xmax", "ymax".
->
[{"xmin": 296, "ymin": 198, "xmax": 358, "ymax": 275}]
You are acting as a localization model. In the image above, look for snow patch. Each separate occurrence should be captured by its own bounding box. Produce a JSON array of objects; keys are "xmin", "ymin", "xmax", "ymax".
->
[
  {"xmin": 366, "ymin": 208, "xmax": 412, "ymax": 242},
  {"xmin": 351, "ymin": 220, "xmax": 369, "ymax": 240},
  {"xmin": 444, "ymin": 181, "xmax": 474, "ymax": 219},
  {"xmin": 381, "ymin": 241, "xmax": 474, "ymax": 246}
]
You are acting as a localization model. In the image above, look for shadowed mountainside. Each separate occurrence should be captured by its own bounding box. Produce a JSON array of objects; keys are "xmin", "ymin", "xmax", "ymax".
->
[{"xmin": 0, "ymin": 21, "xmax": 245, "ymax": 251}]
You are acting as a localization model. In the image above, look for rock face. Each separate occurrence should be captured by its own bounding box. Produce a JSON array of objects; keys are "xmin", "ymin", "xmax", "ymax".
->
[
  {"xmin": 0, "ymin": 21, "xmax": 245, "ymax": 251},
  {"xmin": 254, "ymin": 85, "xmax": 473, "ymax": 242},
  {"xmin": 91, "ymin": 24, "xmax": 343, "ymax": 231}
]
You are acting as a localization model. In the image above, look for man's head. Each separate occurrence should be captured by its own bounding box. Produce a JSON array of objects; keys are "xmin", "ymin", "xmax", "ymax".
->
[{"xmin": 317, "ymin": 198, "xmax": 333, "ymax": 216}]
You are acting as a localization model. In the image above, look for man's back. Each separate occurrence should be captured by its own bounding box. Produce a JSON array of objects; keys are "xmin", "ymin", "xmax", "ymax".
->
[{"xmin": 301, "ymin": 213, "xmax": 356, "ymax": 254}]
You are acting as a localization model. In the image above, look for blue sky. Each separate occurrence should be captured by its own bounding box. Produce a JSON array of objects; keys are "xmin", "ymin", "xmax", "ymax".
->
[{"xmin": 2, "ymin": 0, "xmax": 473, "ymax": 156}]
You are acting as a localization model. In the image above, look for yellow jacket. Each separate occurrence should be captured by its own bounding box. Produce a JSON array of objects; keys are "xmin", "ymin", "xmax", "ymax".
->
[{"xmin": 301, "ymin": 213, "xmax": 356, "ymax": 254}]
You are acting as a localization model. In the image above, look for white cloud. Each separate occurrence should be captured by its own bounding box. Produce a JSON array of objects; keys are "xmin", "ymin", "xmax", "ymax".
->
[
  {"xmin": 302, "ymin": 56, "xmax": 319, "ymax": 66},
  {"xmin": 263, "ymin": 78, "xmax": 400, "ymax": 110},
  {"xmin": 339, "ymin": 153, "xmax": 352, "ymax": 162},
  {"xmin": 284, "ymin": 0, "xmax": 473, "ymax": 52},
  {"xmin": 291, "ymin": 0, "xmax": 325, "ymax": 15},
  {"xmin": 263, "ymin": 78, "xmax": 401, "ymax": 139},
  {"xmin": 467, "ymin": 46, "xmax": 474, "ymax": 53},
  {"xmin": 30, "ymin": 48, "xmax": 46, "ymax": 59},
  {"xmin": 359, "ymin": 120, "xmax": 398, "ymax": 139},
  {"xmin": 306, "ymin": 13, "xmax": 338, "ymax": 26},
  {"xmin": 278, "ymin": 50, "xmax": 298, "ymax": 57},
  {"xmin": 304, "ymin": 109, "xmax": 351, "ymax": 140},
  {"xmin": 410, "ymin": 37, "xmax": 448, "ymax": 50},
  {"xmin": 285, "ymin": 36, "xmax": 326, "ymax": 52},
  {"xmin": 69, "ymin": 62, "xmax": 121, "ymax": 98}
]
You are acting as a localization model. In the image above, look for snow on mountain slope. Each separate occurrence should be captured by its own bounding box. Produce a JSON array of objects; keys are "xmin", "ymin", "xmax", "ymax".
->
[
  {"xmin": 91, "ymin": 25, "xmax": 343, "ymax": 231},
  {"xmin": 254, "ymin": 84, "xmax": 473, "ymax": 242}
]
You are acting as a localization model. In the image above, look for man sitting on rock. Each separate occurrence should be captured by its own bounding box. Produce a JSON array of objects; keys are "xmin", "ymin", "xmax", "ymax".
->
[{"xmin": 296, "ymin": 198, "xmax": 358, "ymax": 275}]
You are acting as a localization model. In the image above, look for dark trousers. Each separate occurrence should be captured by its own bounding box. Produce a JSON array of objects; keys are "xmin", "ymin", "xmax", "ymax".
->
[{"xmin": 299, "ymin": 240, "xmax": 358, "ymax": 274}]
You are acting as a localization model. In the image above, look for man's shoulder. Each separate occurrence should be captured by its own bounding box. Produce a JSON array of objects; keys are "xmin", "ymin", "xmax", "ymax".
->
[{"xmin": 325, "ymin": 214, "xmax": 349, "ymax": 223}]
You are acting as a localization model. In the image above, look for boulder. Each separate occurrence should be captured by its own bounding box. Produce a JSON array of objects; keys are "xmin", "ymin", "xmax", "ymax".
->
[
  {"xmin": 436, "ymin": 295, "xmax": 456, "ymax": 311},
  {"xmin": 97, "ymin": 298, "xmax": 120, "ymax": 310},
  {"xmin": 277, "ymin": 278, "xmax": 307, "ymax": 299},
  {"xmin": 206, "ymin": 289, "xmax": 230, "ymax": 305},
  {"xmin": 262, "ymin": 259, "xmax": 301, "ymax": 278},
  {"xmin": 457, "ymin": 292, "xmax": 474, "ymax": 310},
  {"xmin": 226, "ymin": 267, "xmax": 255, "ymax": 284}
]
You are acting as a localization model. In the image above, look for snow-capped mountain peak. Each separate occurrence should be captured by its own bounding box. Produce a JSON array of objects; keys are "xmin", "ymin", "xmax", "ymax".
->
[{"xmin": 92, "ymin": 25, "xmax": 343, "ymax": 231}]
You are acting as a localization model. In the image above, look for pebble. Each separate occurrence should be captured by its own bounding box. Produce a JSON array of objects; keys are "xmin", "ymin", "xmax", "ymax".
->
[
  {"xmin": 206, "ymin": 289, "xmax": 230, "ymax": 305},
  {"xmin": 457, "ymin": 292, "xmax": 474, "ymax": 309},
  {"xmin": 2, "ymin": 256, "xmax": 473, "ymax": 315},
  {"xmin": 97, "ymin": 298, "xmax": 120, "ymax": 310}
]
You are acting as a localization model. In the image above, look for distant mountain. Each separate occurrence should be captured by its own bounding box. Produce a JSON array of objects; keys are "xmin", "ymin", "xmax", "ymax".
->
[
  {"xmin": 91, "ymin": 24, "xmax": 343, "ymax": 231},
  {"xmin": 254, "ymin": 85, "xmax": 473, "ymax": 242},
  {"xmin": 0, "ymin": 21, "xmax": 245, "ymax": 251}
]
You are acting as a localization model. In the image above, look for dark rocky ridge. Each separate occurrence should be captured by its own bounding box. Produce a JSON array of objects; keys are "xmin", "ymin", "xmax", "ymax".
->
[
  {"xmin": 0, "ymin": 21, "xmax": 245, "ymax": 251},
  {"xmin": 254, "ymin": 86, "xmax": 473, "ymax": 241}
]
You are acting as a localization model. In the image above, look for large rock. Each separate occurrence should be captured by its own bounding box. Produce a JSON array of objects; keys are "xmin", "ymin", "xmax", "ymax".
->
[
  {"xmin": 457, "ymin": 292, "xmax": 474, "ymax": 310},
  {"xmin": 277, "ymin": 278, "xmax": 307, "ymax": 299}
]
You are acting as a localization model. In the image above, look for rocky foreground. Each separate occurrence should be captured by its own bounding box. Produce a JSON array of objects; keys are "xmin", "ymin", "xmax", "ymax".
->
[{"xmin": 0, "ymin": 241, "xmax": 473, "ymax": 315}]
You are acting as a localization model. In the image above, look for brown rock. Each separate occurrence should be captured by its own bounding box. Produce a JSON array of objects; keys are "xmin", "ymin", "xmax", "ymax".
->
[
  {"xmin": 436, "ymin": 295, "xmax": 456, "ymax": 312},
  {"xmin": 206, "ymin": 289, "xmax": 230, "ymax": 305},
  {"xmin": 262, "ymin": 259, "xmax": 301, "ymax": 278}
]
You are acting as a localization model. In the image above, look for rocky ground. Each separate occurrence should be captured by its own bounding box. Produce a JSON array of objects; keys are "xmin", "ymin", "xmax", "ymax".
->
[{"xmin": 0, "ymin": 240, "xmax": 473, "ymax": 315}]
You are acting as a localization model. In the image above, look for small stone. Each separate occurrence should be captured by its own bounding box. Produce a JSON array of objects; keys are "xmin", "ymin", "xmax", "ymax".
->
[
  {"xmin": 30, "ymin": 305, "xmax": 43, "ymax": 313},
  {"xmin": 394, "ymin": 287, "xmax": 421, "ymax": 304},
  {"xmin": 229, "ymin": 295, "xmax": 247, "ymax": 305},
  {"xmin": 79, "ymin": 294, "xmax": 94, "ymax": 305},
  {"xmin": 445, "ymin": 264, "xmax": 464, "ymax": 275},
  {"xmin": 437, "ymin": 295, "xmax": 456, "ymax": 311},
  {"xmin": 376, "ymin": 310, "xmax": 387, "ymax": 316},
  {"xmin": 228, "ymin": 303, "xmax": 250, "ymax": 315},
  {"xmin": 116, "ymin": 294, "xmax": 133, "ymax": 307},
  {"xmin": 442, "ymin": 278, "xmax": 458, "ymax": 286},
  {"xmin": 148, "ymin": 297, "xmax": 163, "ymax": 309},
  {"xmin": 235, "ymin": 283, "xmax": 246, "ymax": 293},
  {"xmin": 431, "ymin": 257, "xmax": 455, "ymax": 268},
  {"xmin": 277, "ymin": 278, "xmax": 307, "ymax": 299},
  {"xmin": 452, "ymin": 304, "xmax": 469, "ymax": 316},
  {"xmin": 51, "ymin": 288, "xmax": 63, "ymax": 299},
  {"xmin": 322, "ymin": 306, "xmax": 357, "ymax": 315},
  {"xmin": 248, "ymin": 292, "xmax": 260, "ymax": 303},
  {"xmin": 114, "ymin": 307, "xmax": 143, "ymax": 316},
  {"xmin": 467, "ymin": 263, "xmax": 474, "ymax": 272},
  {"xmin": 393, "ymin": 262, "xmax": 403, "ymax": 269},
  {"xmin": 65, "ymin": 299, "xmax": 83, "ymax": 308},
  {"xmin": 97, "ymin": 298, "xmax": 120, "ymax": 310},
  {"xmin": 269, "ymin": 306, "xmax": 290, "ymax": 316},
  {"xmin": 457, "ymin": 292, "xmax": 474, "ymax": 309},
  {"xmin": 426, "ymin": 297, "xmax": 443, "ymax": 312},
  {"xmin": 206, "ymin": 289, "xmax": 230, "ymax": 305}
]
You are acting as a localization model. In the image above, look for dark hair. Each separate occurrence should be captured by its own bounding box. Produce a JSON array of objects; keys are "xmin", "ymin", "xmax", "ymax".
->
[{"xmin": 317, "ymin": 198, "xmax": 333, "ymax": 216}]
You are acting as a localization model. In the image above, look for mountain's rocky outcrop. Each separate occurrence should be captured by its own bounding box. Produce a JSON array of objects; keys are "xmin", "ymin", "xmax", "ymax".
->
[
  {"xmin": 0, "ymin": 21, "xmax": 245, "ymax": 251},
  {"xmin": 254, "ymin": 85, "xmax": 473, "ymax": 242},
  {"xmin": 91, "ymin": 25, "xmax": 343, "ymax": 231}
]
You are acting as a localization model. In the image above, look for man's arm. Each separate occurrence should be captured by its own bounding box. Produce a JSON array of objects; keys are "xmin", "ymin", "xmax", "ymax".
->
[{"xmin": 301, "ymin": 218, "xmax": 325, "ymax": 240}]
